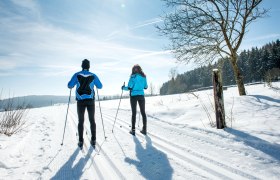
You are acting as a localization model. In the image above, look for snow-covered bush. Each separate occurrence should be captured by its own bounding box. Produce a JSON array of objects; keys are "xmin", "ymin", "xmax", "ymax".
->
[{"xmin": 0, "ymin": 97, "xmax": 30, "ymax": 136}]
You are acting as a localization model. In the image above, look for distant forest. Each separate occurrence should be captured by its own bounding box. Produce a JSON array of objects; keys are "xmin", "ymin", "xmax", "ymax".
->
[{"xmin": 160, "ymin": 40, "xmax": 280, "ymax": 95}]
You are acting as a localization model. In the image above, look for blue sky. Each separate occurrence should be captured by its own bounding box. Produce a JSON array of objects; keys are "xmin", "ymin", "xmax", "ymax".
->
[{"xmin": 0, "ymin": 0, "xmax": 279, "ymax": 98}]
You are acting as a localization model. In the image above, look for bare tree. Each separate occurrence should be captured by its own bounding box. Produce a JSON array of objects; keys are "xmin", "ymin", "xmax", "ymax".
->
[
  {"xmin": 169, "ymin": 67, "xmax": 178, "ymax": 81},
  {"xmin": 149, "ymin": 82, "xmax": 156, "ymax": 96},
  {"xmin": 265, "ymin": 68, "xmax": 280, "ymax": 87},
  {"xmin": 158, "ymin": 0, "xmax": 268, "ymax": 95}
]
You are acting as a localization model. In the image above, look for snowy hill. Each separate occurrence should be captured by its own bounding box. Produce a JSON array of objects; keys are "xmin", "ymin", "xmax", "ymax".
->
[
  {"xmin": 0, "ymin": 82, "xmax": 279, "ymax": 179},
  {"xmin": 0, "ymin": 95, "xmax": 75, "ymax": 109}
]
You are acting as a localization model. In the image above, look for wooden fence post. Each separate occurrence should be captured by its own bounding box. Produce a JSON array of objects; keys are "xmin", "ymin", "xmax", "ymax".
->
[{"xmin": 212, "ymin": 69, "xmax": 226, "ymax": 129}]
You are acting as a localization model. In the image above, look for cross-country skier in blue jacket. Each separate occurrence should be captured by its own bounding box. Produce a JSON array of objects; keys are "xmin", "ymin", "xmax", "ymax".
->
[
  {"xmin": 122, "ymin": 64, "xmax": 148, "ymax": 135},
  {"xmin": 68, "ymin": 59, "xmax": 102, "ymax": 149}
]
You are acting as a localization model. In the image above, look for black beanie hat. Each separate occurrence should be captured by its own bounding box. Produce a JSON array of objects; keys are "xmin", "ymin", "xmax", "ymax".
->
[{"xmin": 82, "ymin": 59, "xmax": 90, "ymax": 70}]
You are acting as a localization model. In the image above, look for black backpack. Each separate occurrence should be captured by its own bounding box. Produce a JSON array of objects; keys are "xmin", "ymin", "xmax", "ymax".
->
[{"xmin": 77, "ymin": 74, "xmax": 94, "ymax": 96}]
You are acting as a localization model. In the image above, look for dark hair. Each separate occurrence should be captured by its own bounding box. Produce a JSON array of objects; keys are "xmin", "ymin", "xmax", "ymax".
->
[
  {"xmin": 131, "ymin": 64, "xmax": 146, "ymax": 77},
  {"xmin": 82, "ymin": 59, "xmax": 90, "ymax": 70}
]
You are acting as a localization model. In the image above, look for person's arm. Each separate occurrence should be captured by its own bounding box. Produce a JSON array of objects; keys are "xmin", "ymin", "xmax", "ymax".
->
[
  {"xmin": 144, "ymin": 77, "xmax": 148, "ymax": 90},
  {"xmin": 122, "ymin": 86, "xmax": 129, "ymax": 91},
  {"xmin": 122, "ymin": 76, "xmax": 134, "ymax": 91},
  {"xmin": 94, "ymin": 74, "xmax": 103, "ymax": 89},
  {"xmin": 68, "ymin": 73, "xmax": 77, "ymax": 89}
]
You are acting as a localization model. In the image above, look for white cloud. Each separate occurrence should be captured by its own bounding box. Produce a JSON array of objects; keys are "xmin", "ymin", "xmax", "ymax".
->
[
  {"xmin": 246, "ymin": 34, "xmax": 280, "ymax": 42},
  {"xmin": 241, "ymin": 33, "xmax": 280, "ymax": 51},
  {"xmin": 131, "ymin": 18, "xmax": 163, "ymax": 29},
  {"xmin": 10, "ymin": 0, "xmax": 38, "ymax": 10},
  {"xmin": 0, "ymin": 1, "xmax": 181, "ymax": 96},
  {"xmin": 10, "ymin": 0, "xmax": 41, "ymax": 20},
  {"xmin": 105, "ymin": 17, "xmax": 163, "ymax": 41},
  {"xmin": 131, "ymin": 50, "xmax": 173, "ymax": 60},
  {"xmin": 0, "ymin": 15, "xmax": 177, "ymax": 91}
]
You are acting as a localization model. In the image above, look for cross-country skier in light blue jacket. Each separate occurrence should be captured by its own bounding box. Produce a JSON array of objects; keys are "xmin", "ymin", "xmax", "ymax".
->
[{"xmin": 122, "ymin": 64, "xmax": 148, "ymax": 135}]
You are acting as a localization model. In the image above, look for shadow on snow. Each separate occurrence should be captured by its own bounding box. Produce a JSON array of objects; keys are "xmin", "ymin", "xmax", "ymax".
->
[
  {"xmin": 125, "ymin": 136, "xmax": 174, "ymax": 180},
  {"xmin": 51, "ymin": 147, "xmax": 94, "ymax": 180},
  {"xmin": 226, "ymin": 128, "xmax": 280, "ymax": 162},
  {"xmin": 248, "ymin": 95, "xmax": 280, "ymax": 107}
]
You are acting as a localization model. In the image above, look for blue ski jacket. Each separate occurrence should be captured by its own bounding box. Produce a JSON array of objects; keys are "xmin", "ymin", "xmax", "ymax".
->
[
  {"xmin": 122, "ymin": 73, "xmax": 148, "ymax": 96},
  {"xmin": 68, "ymin": 70, "xmax": 102, "ymax": 100}
]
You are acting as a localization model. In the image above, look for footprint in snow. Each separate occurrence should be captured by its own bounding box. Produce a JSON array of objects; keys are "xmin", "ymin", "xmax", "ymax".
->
[{"xmin": 0, "ymin": 161, "xmax": 8, "ymax": 169}]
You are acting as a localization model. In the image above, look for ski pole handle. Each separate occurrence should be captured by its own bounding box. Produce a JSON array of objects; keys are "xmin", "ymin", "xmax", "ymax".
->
[{"xmin": 121, "ymin": 82, "xmax": 125, "ymax": 90}]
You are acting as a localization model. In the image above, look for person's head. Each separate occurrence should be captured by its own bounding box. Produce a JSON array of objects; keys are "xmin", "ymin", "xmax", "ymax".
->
[
  {"xmin": 81, "ymin": 59, "xmax": 90, "ymax": 70},
  {"xmin": 131, "ymin": 64, "xmax": 146, "ymax": 77}
]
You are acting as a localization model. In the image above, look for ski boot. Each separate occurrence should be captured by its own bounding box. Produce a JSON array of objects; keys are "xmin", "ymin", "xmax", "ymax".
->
[
  {"xmin": 129, "ymin": 129, "xmax": 135, "ymax": 136},
  {"xmin": 78, "ymin": 141, "xmax": 83, "ymax": 149},
  {"xmin": 90, "ymin": 140, "xmax": 96, "ymax": 148},
  {"xmin": 140, "ymin": 129, "xmax": 147, "ymax": 135}
]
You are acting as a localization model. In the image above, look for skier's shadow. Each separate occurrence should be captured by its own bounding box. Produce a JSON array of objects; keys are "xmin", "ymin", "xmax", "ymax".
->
[
  {"xmin": 226, "ymin": 128, "xmax": 280, "ymax": 161},
  {"xmin": 51, "ymin": 147, "xmax": 93, "ymax": 180},
  {"xmin": 125, "ymin": 136, "xmax": 174, "ymax": 180}
]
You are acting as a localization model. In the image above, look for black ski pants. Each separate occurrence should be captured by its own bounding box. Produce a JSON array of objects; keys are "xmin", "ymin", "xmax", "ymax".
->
[
  {"xmin": 130, "ymin": 95, "xmax": 147, "ymax": 131},
  {"xmin": 77, "ymin": 99, "xmax": 96, "ymax": 143}
]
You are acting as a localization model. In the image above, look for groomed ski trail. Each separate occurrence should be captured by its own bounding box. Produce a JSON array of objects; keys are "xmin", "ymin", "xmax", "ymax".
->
[
  {"xmin": 68, "ymin": 109, "xmax": 126, "ymax": 180},
  {"xmin": 98, "ymin": 108, "xmax": 261, "ymax": 180}
]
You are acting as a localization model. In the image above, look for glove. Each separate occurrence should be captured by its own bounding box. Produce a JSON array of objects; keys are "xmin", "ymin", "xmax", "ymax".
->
[{"xmin": 121, "ymin": 85, "xmax": 125, "ymax": 90}]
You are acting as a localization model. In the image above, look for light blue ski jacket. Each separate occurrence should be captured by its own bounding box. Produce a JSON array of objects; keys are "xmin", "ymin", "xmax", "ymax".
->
[{"xmin": 122, "ymin": 73, "xmax": 148, "ymax": 96}]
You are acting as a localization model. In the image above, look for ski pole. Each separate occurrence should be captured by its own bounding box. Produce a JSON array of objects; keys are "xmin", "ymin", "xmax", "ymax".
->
[
  {"xmin": 61, "ymin": 89, "xmax": 72, "ymax": 146},
  {"xmin": 112, "ymin": 82, "xmax": 125, "ymax": 133},
  {"xmin": 96, "ymin": 88, "xmax": 107, "ymax": 139}
]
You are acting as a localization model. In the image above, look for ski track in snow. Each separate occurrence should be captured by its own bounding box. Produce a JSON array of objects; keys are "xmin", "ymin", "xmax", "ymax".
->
[
  {"xmin": 68, "ymin": 109, "xmax": 126, "ymax": 180},
  {"xmin": 66, "ymin": 104, "xmax": 273, "ymax": 179},
  {"xmin": 1, "ymin": 83, "xmax": 280, "ymax": 179},
  {"xmin": 133, "ymin": 110, "xmax": 280, "ymax": 166},
  {"xmin": 99, "ymin": 109, "xmax": 261, "ymax": 180}
]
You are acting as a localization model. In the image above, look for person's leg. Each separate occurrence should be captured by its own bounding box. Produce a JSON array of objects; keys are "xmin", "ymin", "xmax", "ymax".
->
[
  {"xmin": 87, "ymin": 102, "xmax": 96, "ymax": 144},
  {"xmin": 77, "ymin": 102, "xmax": 86, "ymax": 143},
  {"xmin": 130, "ymin": 96, "xmax": 137, "ymax": 132},
  {"xmin": 138, "ymin": 96, "xmax": 147, "ymax": 133}
]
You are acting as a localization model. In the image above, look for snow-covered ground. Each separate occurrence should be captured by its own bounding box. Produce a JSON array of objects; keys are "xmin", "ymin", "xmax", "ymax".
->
[{"xmin": 0, "ymin": 82, "xmax": 279, "ymax": 180}]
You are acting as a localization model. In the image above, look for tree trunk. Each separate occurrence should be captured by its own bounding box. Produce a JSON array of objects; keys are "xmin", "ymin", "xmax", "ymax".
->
[{"xmin": 230, "ymin": 55, "xmax": 246, "ymax": 95}]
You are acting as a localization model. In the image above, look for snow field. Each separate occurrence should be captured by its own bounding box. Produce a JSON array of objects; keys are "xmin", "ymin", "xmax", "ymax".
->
[{"xmin": 0, "ymin": 82, "xmax": 279, "ymax": 179}]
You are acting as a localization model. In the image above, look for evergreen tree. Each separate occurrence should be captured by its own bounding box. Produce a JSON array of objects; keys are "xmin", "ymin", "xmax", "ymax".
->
[{"xmin": 160, "ymin": 40, "xmax": 280, "ymax": 95}]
